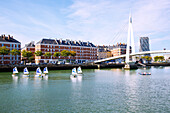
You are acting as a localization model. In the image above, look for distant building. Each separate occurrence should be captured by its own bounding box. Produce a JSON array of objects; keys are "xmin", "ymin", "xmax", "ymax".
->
[
  {"xmin": 111, "ymin": 43, "xmax": 131, "ymax": 63},
  {"xmin": 139, "ymin": 37, "xmax": 150, "ymax": 56},
  {"xmin": 111, "ymin": 43, "xmax": 129, "ymax": 57},
  {"xmin": 164, "ymin": 54, "xmax": 170, "ymax": 62},
  {"xmin": 35, "ymin": 38, "xmax": 97, "ymax": 64},
  {"xmin": 21, "ymin": 41, "xmax": 35, "ymax": 63},
  {"xmin": 0, "ymin": 34, "xmax": 21, "ymax": 64},
  {"xmin": 97, "ymin": 45, "xmax": 112, "ymax": 60}
]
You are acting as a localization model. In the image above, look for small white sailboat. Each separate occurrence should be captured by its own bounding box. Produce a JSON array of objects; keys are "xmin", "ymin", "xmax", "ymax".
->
[
  {"xmin": 70, "ymin": 68, "xmax": 77, "ymax": 80},
  {"xmin": 42, "ymin": 67, "xmax": 48, "ymax": 78},
  {"xmin": 23, "ymin": 67, "xmax": 29, "ymax": 77},
  {"xmin": 12, "ymin": 67, "xmax": 18, "ymax": 76},
  {"xmin": 35, "ymin": 67, "xmax": 42, "ymax": 77},
  {"xmin": 43, "ymin": 67, "xmax": 48, "ymax": 74},
  {"xmin": 77, "ymin": 66, "xmax": 83, "ymax": 74}
]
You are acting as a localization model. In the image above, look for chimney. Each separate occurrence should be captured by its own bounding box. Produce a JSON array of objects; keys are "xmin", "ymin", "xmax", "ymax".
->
[
  {"xmin": 3, "ymin": 34, "xmax": 5, "ymax": 40},
  {"xmin": 8, "ymin": 35, "xmax": 10, "ymax": 40}
]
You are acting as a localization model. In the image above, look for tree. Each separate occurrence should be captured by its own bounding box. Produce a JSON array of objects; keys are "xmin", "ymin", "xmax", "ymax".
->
[
  {"xmin": 34, "ymin": 50, "xmax": 43, "ymax": 57},
  {"xmin": 154, "ymin": 56, "xmax": 164, "ymax": 62},
  {"xmin": 141, "ymin": 56, "xmax": 152, "ymax": 63},
  {"xmin": 144, "ymin": 56, "xmax": 152, "ymax": 63},
  {"xmin": 70, "ymin": 51, "xmax": 76, "ymax": 60},
  {"xmin": 0, "ymin": 46, "xmax": 10, "ymax": 64},
  {"xmin": 53, "ymin": 52, "xmax": 60, "ymax": 57},
  {"xmin": 154, "ymin": 56, "xmax": 159, "ymax": 62},
  {"xmin": 44, "ymin": 52, "xmax": 52, "ymax": 58},
  {"xmin": 61, "ymin": 50, "xmax": 71, "ymax": 63},
  {"xmin": 61, "ymin": 50, "xmax": 70, "ymax": 57},
  {"xmin": 22, "ymin": 50, "xmax": 33, "ymax": 63},
  {"xmin": 10, "ymin": 49, "xmax": 21, "ymax": 64},
  {"xmin": 159, "ymin": 56, "xmax": 164, "ymax": 61},
  {"xmin": 28, "ymin": 56, "xmax": 34, "ymax": 63},
  {"xmin": 70, "ymin": 51, "xmax": 76, "ymax": 57}
]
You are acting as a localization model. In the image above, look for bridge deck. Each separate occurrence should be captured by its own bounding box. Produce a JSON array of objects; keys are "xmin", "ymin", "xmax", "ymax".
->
[{"xmin": 94, "ymin": 50, "xmax": 170, "ymax": 63}]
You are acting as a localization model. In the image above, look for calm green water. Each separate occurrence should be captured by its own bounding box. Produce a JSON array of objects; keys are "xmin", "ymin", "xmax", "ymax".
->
[{"xmin": 0, "ymin": 67, "xmax": 170, "ymax": 112}]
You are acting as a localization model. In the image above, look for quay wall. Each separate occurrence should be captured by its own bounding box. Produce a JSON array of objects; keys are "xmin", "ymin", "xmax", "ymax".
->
[{"xmin": 0, "ymin": 63, "xmax": 170, "ymax": 72}]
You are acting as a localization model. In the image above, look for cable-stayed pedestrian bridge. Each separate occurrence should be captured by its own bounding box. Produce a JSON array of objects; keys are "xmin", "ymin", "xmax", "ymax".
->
[{"xmin": 94, "ymin": 50, "xmax": 170, "ymax": 64}]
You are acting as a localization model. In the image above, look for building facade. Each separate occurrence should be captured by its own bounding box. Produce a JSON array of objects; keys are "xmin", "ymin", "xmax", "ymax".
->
[
  {"xmin": 35, "ymin": 38, "xmax": 97, "ymax": 64},
  {"xmin": 111, "ymin": 43, "xmax": 132, "ymax": 63},
  {"xmin": 97, "ymin": 45, "xmax": 112, "ymax": 60},
  {"xmin": 111, "ymin": 43, "xmax": 128, "ymax": 57},
  {"xmin": 139, "ymin": 37, "xmax": 150, "ymax": 56},
  {"xmin": 0, "ymin": 34, "xmax": 21, "ymax": 64},
  {"xmin": 21, "ymin": 41, "xmax": 35, "ymax": 63}
]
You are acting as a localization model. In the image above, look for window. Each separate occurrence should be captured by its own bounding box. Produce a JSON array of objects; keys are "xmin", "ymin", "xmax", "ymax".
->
[{"xmin": 10, "ymin": 44, "xmax": 12, "ymax": 50}]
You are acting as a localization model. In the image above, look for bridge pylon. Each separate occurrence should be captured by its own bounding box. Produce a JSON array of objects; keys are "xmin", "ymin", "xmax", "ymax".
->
[{"xmin": 124, "ymin": 12, "xmax": 136, "ymax": 69}]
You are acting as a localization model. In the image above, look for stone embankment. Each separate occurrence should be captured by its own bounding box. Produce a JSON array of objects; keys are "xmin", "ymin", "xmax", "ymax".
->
[
  {"xmin": 0, "ymin": 63, "xmax": 169, "ymax": 72},
  {"xmin": 0, "ymin": 64, "xmax": 125, "ymax": 72}
]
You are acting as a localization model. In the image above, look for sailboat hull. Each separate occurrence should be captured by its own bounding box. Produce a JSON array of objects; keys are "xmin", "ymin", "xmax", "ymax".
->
[
  {"xmin": 22, "ymin": 75, "xmax": 29, "ymax": 77},
  {"xmin": 70, "ymin": 75, "xmax": 77, "ymax": 82},
  {"xmin": 35, "ymin": 75, "xmax": 42, "ymax": 77}
]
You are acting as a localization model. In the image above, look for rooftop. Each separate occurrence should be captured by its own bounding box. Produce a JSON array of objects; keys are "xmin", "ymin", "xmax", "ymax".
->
[
  {"xmin": 25, "ymin": 41, "xmax": 35, "ymax": 48},
  {"xmin": 0, "ymin": 34, "xmax": 20, "ymax": 44},
  {"xmin": 36, "ymin": 38, "xmax": 96, "ymax": 47}
]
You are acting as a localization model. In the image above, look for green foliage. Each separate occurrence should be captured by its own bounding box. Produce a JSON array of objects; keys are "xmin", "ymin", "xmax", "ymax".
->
[
  {"xmin": 53, "ymin": 52, "xmax": 60, "ymax": 57},
  {"xmin": 154, "ymin": 56, "xmax": 164, "ymax": 62},
  {"xmin": 34, "ymin": 50, "xmax": 43, "ymax": 56},
  {"xmin": 0, "ymin": 46, "xmax": 10, "ymax": 64},
  {"xmin": 70, "ymin": 51, "xmax": 76, "ymax": 57},
  {"xmin": 141, "ymin": 56, "xmax": 152, "ymax": 63},
  {"xmin": 44, "ymin": 52, "xmax": 52, "ymax": 57},
  {"xmin": 28, "ymin": 56, "xmax": 34, "ymax": 62},
  {"xmin": 0, "ymin": 46, "xmax": 10, "ymax": 55},
  {"xmin": 10, "ymin": 49, "xmax": 20, "ymax": 56},
  {"xmin": 61, "ymin": 50, "xmax": 70, "ymax": 57},
  {"xmin": 22, "ymin": 50, "xmax": 33, "ymax": 58}
]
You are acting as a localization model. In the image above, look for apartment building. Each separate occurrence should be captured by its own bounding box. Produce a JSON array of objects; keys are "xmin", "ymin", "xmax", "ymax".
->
[
  {"xmin": 35, "ymin": 38, "xmax": 97, "ymax": 64},
  {"xmin": 111, "ymin": 43, "xmax": 129, "ymax": 57},
  {"xmin": 0, "ymin": 34, "xmax": 21, "ymax": 64},
  {"xmin": 21, "ymin": 41, "xmax": 35, "ymax": 63},
  {"xmin": 97, "ymin": 45, "xmax": 112, "ymax": 60}
]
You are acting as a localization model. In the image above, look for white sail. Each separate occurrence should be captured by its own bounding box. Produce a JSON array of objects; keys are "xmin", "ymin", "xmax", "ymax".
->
[
  {"xmin": 13, "ymin": 67, "xmax": 18, "ymax": 74},
  {"xmin": 77, "ymin": 67, "xmax": 82, "ymax": 74},
  {"xmin": 43, "ymin": 67, "xmax": 48, "ymax": 74},
  {"xmin": 72, "ymin": 68, "xmax": 77, "ymax": 75},
  {"xmin": 36, "ymin": 67, "xmax": 42, "ymax": 75},
  {"xmin": 23, "ymin": 67, "xmax": 29, "ymax": 74}
]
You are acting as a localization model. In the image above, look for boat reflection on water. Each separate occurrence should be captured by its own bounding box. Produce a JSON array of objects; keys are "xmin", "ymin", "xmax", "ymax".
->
[
  {"xmin": 42, "ymin": 75, "xmax": 48, "ymax": 80},
  {"xmin": 77, "ymin": 74, "xmax": 82, "ymax": 82},
  {"xmin": 20, "ymin": 77, "xmax": 29, "ymax": 85},
  {"xmin": 70, "ymin": 74, "xmax": 83, "ymax": 83},
  {"xmin": 70, "ymin": 76, "xmax": 77, "ymax": 83},
  {"xmin": 12, "ymin": 75, "xmax": 18, "ymax": 86}
]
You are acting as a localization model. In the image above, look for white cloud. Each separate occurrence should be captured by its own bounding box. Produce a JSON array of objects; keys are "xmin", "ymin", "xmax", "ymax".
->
[
  {"xmin": 65, "ymin": 0, "xmax": 170, "ymax": 50},
  {"xmin": 0, "ymin": 0, "xmax": 169, "ymax": 51}
]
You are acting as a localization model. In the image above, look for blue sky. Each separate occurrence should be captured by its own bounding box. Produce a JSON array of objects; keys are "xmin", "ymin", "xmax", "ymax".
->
[{"xmin": 0, "ymin": 0, "xmax": 170, "ymax": 51}]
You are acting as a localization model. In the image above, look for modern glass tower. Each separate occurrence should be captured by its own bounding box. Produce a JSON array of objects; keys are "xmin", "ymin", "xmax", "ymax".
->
[{"xmin": 139, "ymin": 37, "xmax": 150, "ymax": 56}]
